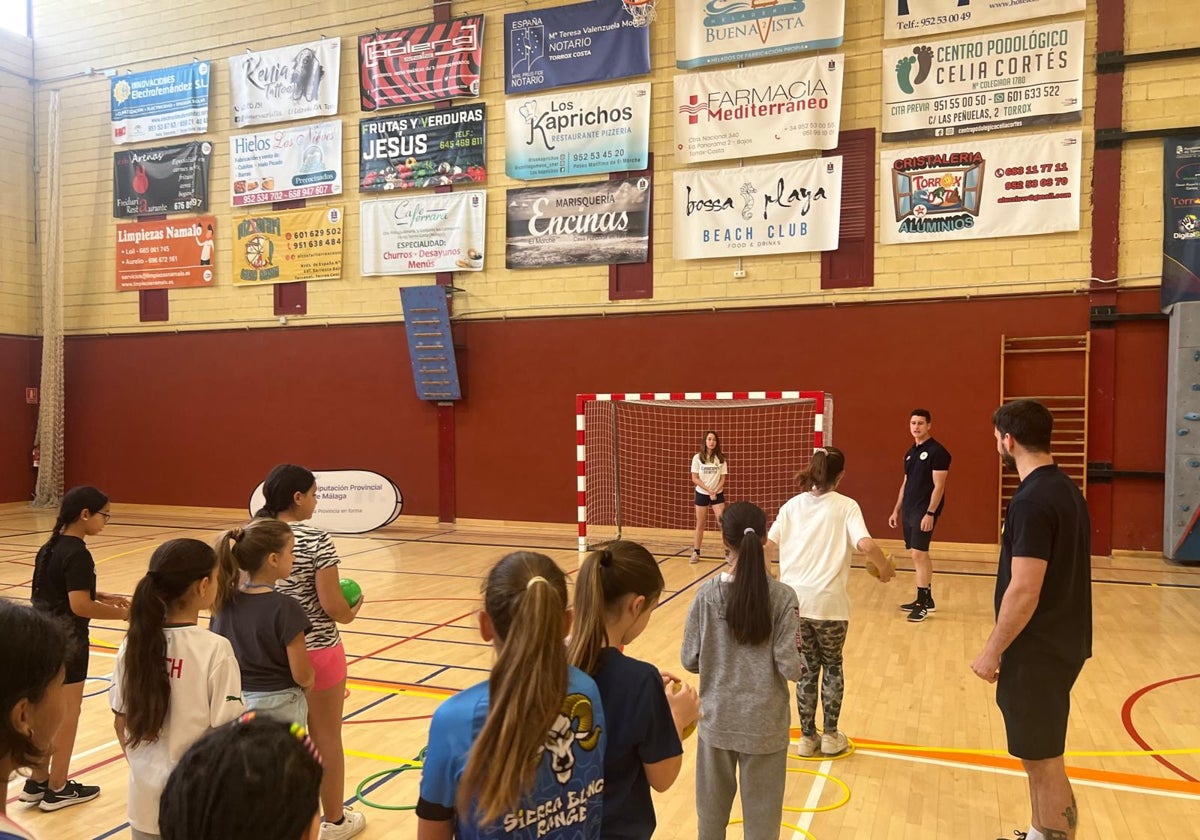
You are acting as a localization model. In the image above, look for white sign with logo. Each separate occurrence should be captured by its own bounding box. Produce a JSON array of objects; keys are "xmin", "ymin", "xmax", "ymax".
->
[
  {"xmin": 674, "ymin": 55, "xmax": 843, "ymax": 164},
  {"xmin": 229, "ymin": 120, "xmax": 343, "ymax": 206},
  {"xmin": 361, "ymin": 191, "xmax": 487, "ymax": 275},
  {"xmin": 886, "ymin": 0, "xmax": 1085, "ymax": 40},
  {"xmin": 248, "ymin": 470, "xmax": 403, "ymax": 534},
  {"xmin": 676, "ymin": 1, "xmax": 844, "ymax": 69},
  {"xmin": 673, "ymin": 157, "xmax": 843, "ymax": 260},
  {"xmin": 228, "ymin": 39, "xmax": 341, "ymax": 127}
]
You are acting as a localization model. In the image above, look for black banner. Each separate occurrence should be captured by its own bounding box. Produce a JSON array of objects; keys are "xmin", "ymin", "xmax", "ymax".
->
[
  {"xmin": 359, "ymin": 104, "xmax": 487, "ymax": 191},
  {"xmin": 1163, "ymin": 137, "xmax": 1200, "ymax": 309},
  {"xmin": 113, "ymin": 141, "xmax": 211, "ymax": 219}
]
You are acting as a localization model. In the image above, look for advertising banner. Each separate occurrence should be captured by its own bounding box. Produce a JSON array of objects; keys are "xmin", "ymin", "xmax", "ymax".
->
[
  {"xmin": 359, "ymin": 15, "xmax": 483, "ymax": 110},
  {"xmin": 676, "ymin": 0, "xmax": 844, "ymax": 69},
  {"xmin": 674, "ymin": 55, "xmax": 842, "ymax": 164},
  {"xmin": 506, "ymin": 82, "xmax": 650, "ymax": 180},
  {"xmin": 249, "ymin": 470, "xmax": 403, "ymax": 534},
  {"xmin": 506, "ymin": 176, "xmax": 651, "ymax": 268},
  {"xmin": 230, "ymin": 119, "xmax": 342, "ymax": 206},
  {"xmin": 673, "ymin": 158, "xmax": 842, "ymax": 260},
  {"xmin": 113, "ymin": 141, "xmax": 211, "ymax": 218},
  {"xmin": 881, "ymin": 22, "xmax": 1083, "ymax": 142},
  {"xmin": 228, "ymin": 39, "xmax": 340, "ymax": 127},
  {"xmin": 885, "ymin": 0, "xmax": 1085, "ymax": 40},
  {"xmin": 1162, "ymin": 137, "xmax": 1200, "ymax": 308},
  {"xmin": 505, "ymin": 0, "xmax": 650, "ymax": 94},
  {"xmin": 360, "ymin": 104, "xmax": 486, "ymax": 191},
  {"xmin": 361, "ymin": 191, "xmax": 486, "ymax": 275},
  {"xmin": 880, "ymin": 131, "xmax": 1082, "ymax": 244},
  {"xmin": 116, "ymin": 216, "xmax": 216, "ymax": 290},
  {"xmin": 111, "ymin": 60, "xmax": 210, "ymax": 144},
  {"xmin": 232, "ymin": 206, "xmax": 344, "ymax": 285}
]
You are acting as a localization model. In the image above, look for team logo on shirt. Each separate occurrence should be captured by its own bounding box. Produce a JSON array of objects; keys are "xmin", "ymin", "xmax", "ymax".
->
[
  {"xmin": 544, "ymin": 693, "xmax": 603, "ymax": 784},
  {"xmin": 920, "ymin": 451, "xmax": 929, "ymax": 460}
]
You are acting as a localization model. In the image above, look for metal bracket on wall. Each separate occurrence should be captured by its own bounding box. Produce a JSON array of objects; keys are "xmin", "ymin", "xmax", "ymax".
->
[
  {"xmin": 1086, "ymin": 461, "xmax": 1165, "ymax": 483},
  {"xmin": 1096, "ymin": 126, "xmax": 1200, "ymax": 148},
  {"xmin": 1089, "ymin": 305, "xmax": 1169, "ymax": 328},
  {"xmin": 1097, "ymin": 47, "xmax": 1200, "ymax": 72}
]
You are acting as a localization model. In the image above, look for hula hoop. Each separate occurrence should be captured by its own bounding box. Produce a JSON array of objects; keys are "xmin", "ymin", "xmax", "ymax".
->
[
  {"xmin": 784, "ymin": 767, "xmax": 852, "ymax": 813},
  {"xmin": 354, "ymin": 747, "xmax": 426, "ymax": 811}
]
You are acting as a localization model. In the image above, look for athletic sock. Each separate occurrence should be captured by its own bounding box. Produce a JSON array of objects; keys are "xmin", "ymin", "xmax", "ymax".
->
[{"xmin": 1025, "ymin": 826, "xmax": 1046, "ymax": 840}]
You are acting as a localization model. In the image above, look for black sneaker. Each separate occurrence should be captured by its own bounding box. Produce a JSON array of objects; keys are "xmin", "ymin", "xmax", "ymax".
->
[
  {"xmin": 38, "ymin": 780, "xmax": 100, "ymax": 811},
  {"xmin": 906, "ymin": 603, "xmax": 930, "ymax": 622},
  {"xmin": 997, "ymin": 832, "xmax": 1028, "ymax": 840},
  {"xmin": 18, "ymin": 779, "xmax": 47, "ymax": 803},
  {"xmin": 899, "ymin": 596, "xmax": 936, "ymax": 612}
]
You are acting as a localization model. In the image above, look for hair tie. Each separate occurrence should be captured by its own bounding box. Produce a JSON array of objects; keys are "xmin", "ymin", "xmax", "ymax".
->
[
  {"xmin": 526, "ymin": 575, "xmax": 548, "ymax": 589},
  {"xmin": 743, "ymin": 527, "xmax": 756, "ymax": 536},
  {"xmin": 814, "ymin": 447, "xmax": 828, "ymax": 455},
  {"xmin": 599, "ymin": 550, "xmax": 613, "ymax": 568},
  {"xmin": 230, "ymin": 527, "xmax": 245, "ymax": 542}
]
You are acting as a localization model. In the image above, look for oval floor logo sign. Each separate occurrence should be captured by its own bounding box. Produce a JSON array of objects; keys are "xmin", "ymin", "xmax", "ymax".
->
[{"xmin": 248, "ymin": 469, "xmax": 403, "ymax": 534}]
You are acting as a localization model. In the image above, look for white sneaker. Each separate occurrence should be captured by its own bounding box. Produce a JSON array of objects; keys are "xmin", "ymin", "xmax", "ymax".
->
[
  {"xmin": 821, "ymin": 731, "xmax": 849, "ymax": 755},
  {"xmin": 690, "ymin": 548, "xmax": 700, "ymax": 564},
  {"xmin": 321, "ymin": 806, "xmax": 366, "ymax": 840},
  {"xmin": 796, "ymin": 734, "xmax": 821, "ymax": 757}
]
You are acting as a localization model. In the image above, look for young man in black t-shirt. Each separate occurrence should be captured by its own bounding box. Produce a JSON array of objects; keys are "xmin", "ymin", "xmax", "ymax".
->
[
  {"xmin": 972, "ymin": 400, "xmax": 1091, "ymax": 840},
  {"xmin": 888, "ymin": 408, "xmax": 951, "ymax": 622}
]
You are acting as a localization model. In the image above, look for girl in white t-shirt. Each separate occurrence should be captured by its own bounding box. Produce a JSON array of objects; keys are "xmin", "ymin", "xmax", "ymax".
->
[
  {"xmin": 110, "ymin": 539, "xmax": 245, "ymax": 840},
  {"xmin": 766, "ymin": 447, "xmax": 894, "ymax": 758},
  {"xmin": 690, "ymin": 430, "xmax": 728, "ymax": 564}
]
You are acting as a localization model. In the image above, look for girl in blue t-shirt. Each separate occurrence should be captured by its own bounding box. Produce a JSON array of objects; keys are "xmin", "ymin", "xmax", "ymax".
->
[
  {"xmin": 569, "ymin": 540, "xmax": 700, "ymax": 840},
  {"xmin": 417, "ymin": 552, "xmax": 606, "ymax": 840}
]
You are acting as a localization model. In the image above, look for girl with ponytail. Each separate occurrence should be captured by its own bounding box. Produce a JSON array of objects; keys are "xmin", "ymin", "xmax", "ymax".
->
[
  {"xmin": 767, "ymin": 447, "xmax": 894, "ymax": 758},
  {"xmin": 109, "ymin": 539, "xmax": 244, "ymax": 840},
  {"xmin": 568, "ymin": 541, "xmax": 698, "ymax": 839},
  {"xmin": 24, "ymin": 486, "xmax": 127, "ymax": 812},
  {"xmin": 681, "ymin": 501, "xmax": 805, "ymax": 840},
  {"xmin": 418, "ymin": 552, "xmax": 606, "ymax": 840}
]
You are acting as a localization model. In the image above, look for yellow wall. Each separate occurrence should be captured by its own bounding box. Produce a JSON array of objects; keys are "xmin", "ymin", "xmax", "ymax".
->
[
  {"xmin": 27, "ymin": 0, "xmax": 1114, "ymax": 334},
  {"xmin": 0, "ymin": 29, "xmax": 38, "ymax": 336}
]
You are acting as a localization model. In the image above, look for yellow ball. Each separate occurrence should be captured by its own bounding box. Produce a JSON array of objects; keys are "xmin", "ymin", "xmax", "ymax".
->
[
  {"xmin": 671, "ymin": 680, "xmax": 698, "ymax": 739},
  {"xmin": 866, "ymin": 554, "xmax": 895, "ymax": 579}
]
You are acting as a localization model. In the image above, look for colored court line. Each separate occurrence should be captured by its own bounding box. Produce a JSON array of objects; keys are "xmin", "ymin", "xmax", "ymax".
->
[
  {"xmin": 345, "ymin": 609, "xmax": 478, "ymax": 668},
  {"xmin": 346, "ymin": 677, "xmax": 457, "ymax": 699},
  {"xmin": 1121, "ymin": 673, "xmax": 1200, "ymax": 783}
]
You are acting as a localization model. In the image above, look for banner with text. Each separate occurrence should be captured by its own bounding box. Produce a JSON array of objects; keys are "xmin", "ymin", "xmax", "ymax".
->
[
  {"xmin": 506, "ymin": 82, "xmax": 650, "ymax": 180},
  {"xmin": 673, "ymin": 158, "xmax": 842, "ymax": 260},
  {"xmin": 228, "ymin": 39, "xmax": 340, "ymax": 127},
  {"xmin": 505, "ymin": 0, "xmax": 650, "ymax": 94},
  {"xmin": 232, "ymin": 207, "xmax": 344, "ymax": 286},
  {"xmin": 360, "ymin": 104, "xmax": 486, "ymax": 191},
  {"xmin": 361, "ymin": 191, "xmax": 486, "ymax": 275},
  {"xmin": 674, "ymin": 55, "xmax": 842, "ymax": 164},
  {"xmin": 230, "ymin": 119, "xmax": 342, "ymax": 206},
  {"xmin": 116, "ymin": 216, "xmax": 216, "ymax": 291},
  {"xmin": 113, "ymin": 141, "xmax": 212, "ymax": 218},
  {"xmin": 885, "ymin": 0, "xmax": 1085, "ymax": 40},
  {"xmin": 111, "ymin": 61, "xmax": 210, "ymax": 144},
  {"xmin": 676, "ymin": 1, "xmax": 844, "ymax": 70},
  {"xmin": 882, "ymin": 21, "xmax": 1083, "ymax": 142},
  {"xmin": 880, "ymin": 131, "xmax": 1081, "ymax": 245},
  {"xmin": 506, "ymin": 176, "xmax": 651, "ymax": 268},
  {"xmin": 358, "ymin": 15, "xmax": 483, "ymax": 110},
  {"xmin": 1162, "ymin": 138, "xmax": 1200, "ymax": 308}
]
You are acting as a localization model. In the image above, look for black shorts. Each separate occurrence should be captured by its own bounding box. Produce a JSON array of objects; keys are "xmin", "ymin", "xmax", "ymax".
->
[
  {"xmin": 65, "ymin": 629, "xmax": 90, "ymax": 685},
  {"xmin": 996, "ymin": 650, "xmax": 1085, "ymax": 760},
  {"xmin": 695, "ymin": 491, "xmax": 726, "ymax": 507},
  {"xmin": 902, "ymin": 519, "xmax": 935, "ymax": 552}
]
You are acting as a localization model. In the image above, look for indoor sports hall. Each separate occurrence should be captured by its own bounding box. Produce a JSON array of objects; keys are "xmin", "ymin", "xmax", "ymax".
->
[{"xmin": 2, "ymin": 0, "xmax": 1198, "ymax": 838}]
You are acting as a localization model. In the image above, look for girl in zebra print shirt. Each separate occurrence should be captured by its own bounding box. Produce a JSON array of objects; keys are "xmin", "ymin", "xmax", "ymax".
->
[{"xmin": 258, "ymin": 464, "xmax": 365, "ymax": 840}]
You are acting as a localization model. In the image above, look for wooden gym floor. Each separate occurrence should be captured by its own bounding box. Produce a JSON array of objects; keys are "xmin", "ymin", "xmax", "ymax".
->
[{"xmin": 2, "ymin": 502, "xmax": 1199, "ymax": 839}]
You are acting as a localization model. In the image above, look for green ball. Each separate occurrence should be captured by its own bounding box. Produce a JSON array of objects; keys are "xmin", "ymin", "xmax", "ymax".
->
[{"xmin": 340, "ymin": 578, "xmax": 363, "ymax": 608}]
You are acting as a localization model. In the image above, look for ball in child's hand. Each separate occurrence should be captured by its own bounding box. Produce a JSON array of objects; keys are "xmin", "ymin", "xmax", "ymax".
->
[
  {"xmin": 339, "ymin": 578, "xmax": 363, "ymax": 608},
  {"xmin": 671, "ymin": 680, "xmax": 698, "ymax": 740},
  {"xmin": 866, "ymin": 554, "xmax": 895, "ymax": 579}
]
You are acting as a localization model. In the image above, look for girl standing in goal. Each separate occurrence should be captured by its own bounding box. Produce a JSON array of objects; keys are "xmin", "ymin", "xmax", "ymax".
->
[{"xmin": 690, "ymin": 431, "xmax": 728, "ymax": 563}]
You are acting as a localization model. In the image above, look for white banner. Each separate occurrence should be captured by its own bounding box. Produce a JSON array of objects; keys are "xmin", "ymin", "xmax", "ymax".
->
[
  {"xmin": 674, "ymin": 158, "xmax": 842, "ymax": 260},
  {"xmin": 882, "ymin": 22, "xmax": 1083, "ymax": 142},
  {"xmin": 676, "ymin": 1, "xmax": 844, "ymax": 69},
  {"xmin": 230, "ymin": 120, "xmax": 343, "ymax": 206},
  {"xmin": 505, "ymin": 83, "xmax": 651, "ymax": 180},
  {"xmin": 885, "ymin": 0, "xmax": 1085, "ymax": 40},
  {"xmin": 249, "ymin": 470, "xmax": 402, "ymax": 534},
  {"xmin": 880, "ymin": 131, "xmax": 1081, "ymax": 244},
  {"xmin": 228, "ymin": 39, "xmax": 340, "ymax": 127},
  {"xmin": 674, "ymin": 55, "xmax": 843, "ymax": 164},
  {"xmin": 361, "ymin": 191, "xmax": 487, "ymax": 276}
]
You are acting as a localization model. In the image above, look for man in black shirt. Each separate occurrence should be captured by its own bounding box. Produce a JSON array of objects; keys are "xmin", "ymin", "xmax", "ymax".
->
[
  {"xmin": 888, "ymin": 408, "xmax": 951, "ymax": 622},
  {"xmin": 972, "ymin": 399, "xmax": 1091, "ymax": 840}
]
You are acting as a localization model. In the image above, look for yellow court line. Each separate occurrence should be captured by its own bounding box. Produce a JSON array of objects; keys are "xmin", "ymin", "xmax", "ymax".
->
[
  {"xmin": 346, "ymin": 679, "xmax": 455, "ymax": 701},
  {"xmin": 94, "ymin": 545, "xmax": 152, "ymax": 566},
  {"xmin": 345, "ymin": 748, "xmax": 423, "ymax": 768}
]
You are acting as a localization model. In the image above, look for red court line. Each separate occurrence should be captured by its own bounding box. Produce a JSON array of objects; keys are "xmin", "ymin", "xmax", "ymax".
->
[
  {"xmin": 1120, "ymin": 673, "xmax": 1200, "ymax": 783},
  {"xmin": 346, "ymin": 609, "xmax": 478, "ymax": 667},
  {"xmin": 343, "ymin": 713, "xmax": 434, "ymax": 726}
]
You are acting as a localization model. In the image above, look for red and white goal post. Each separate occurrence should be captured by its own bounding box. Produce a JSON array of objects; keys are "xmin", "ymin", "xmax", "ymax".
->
[{"xmin": 576, "ymin": 391, "xmax": 834, "ymax": 552}]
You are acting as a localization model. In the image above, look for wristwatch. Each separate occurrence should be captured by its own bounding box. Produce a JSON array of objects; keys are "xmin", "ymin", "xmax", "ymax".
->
[{"xmin": 926, "ymin": 510, "xmax": 937, "ymax": 516}]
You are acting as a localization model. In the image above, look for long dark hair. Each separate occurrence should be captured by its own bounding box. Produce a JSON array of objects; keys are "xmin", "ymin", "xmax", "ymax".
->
[
  {"xmin": 212, "ymin": 519, "xmax": 294, "ymax": 613},
  {"xmin": 698, "ymin": 430, "xmax": 726, "ymax": 465},
  {"xmin": 0, "ymin": 599, "xmax": 72, "ymax": 768},
  {"xmin": 32, "ymin": 486, "xmax": 108, "ymax": 598},
  {"xmin": 159, "ymin": 715, "xmax": 322, "ymax": 840},
  {"xmin": 458, "ymin": 552, "xmax": 571, "ymax": 824},
  {"xmin": 795, "ymin": 446, "xmax": 846, "ymax": 493},
  {"xmin": 121, "ymin": 539, "xmax": 217, "ymax": 747},
  {"xmin": 720, "ymin": 501, "xmax": 771, "ymax": 645},
  {"xmin": 255, "ymin": 464, "xmax": 315, "ymax": 520},
  {"xmin": 568, "ymin": 540, "xmax": 664, "ymax": 675}
]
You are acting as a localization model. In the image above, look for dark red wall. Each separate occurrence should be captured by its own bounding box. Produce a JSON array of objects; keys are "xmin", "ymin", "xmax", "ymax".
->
[
  {"xmin": 49, "ymin": 289, "xmax": 1167, "ymax": 550},
  {"xmin": 0, "ymin": 335, "xmax": 40, "ymax": 503}
]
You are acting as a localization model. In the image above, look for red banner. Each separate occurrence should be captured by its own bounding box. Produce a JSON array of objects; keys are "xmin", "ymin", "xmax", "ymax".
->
[
  {"xmin": 359, "ymin": 15, "xmax": 483, "ymax": 111},
  {"xmin": 116, "ymin": 216, "xmax": 216, "ymax": 290}
]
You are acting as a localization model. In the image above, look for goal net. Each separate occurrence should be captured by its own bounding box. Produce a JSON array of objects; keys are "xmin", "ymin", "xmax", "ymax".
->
[{"xmin": 577, "ymin": 391, "xmax": 833, "ymax": 551}]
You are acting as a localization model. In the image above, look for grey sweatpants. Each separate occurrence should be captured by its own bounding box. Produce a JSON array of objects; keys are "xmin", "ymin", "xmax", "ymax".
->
[{"xmin": 695, "ymin": 736, "xmax": 788, "ymax": 840}]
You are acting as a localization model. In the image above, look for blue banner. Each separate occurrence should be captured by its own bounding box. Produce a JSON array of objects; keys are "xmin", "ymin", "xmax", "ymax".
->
[
  {"xmin": 111, "ymin": 61, "xmax": 210, "ymax": 145},
  {"xmin": 504, "ymin": 0, "xmax": 650, "ymax": 95}
]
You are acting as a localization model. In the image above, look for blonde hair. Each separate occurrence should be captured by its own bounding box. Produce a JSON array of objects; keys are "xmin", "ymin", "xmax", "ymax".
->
[{"xmin": 211, "ymin": 519, "xmax": 294, "ymax": 613}]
